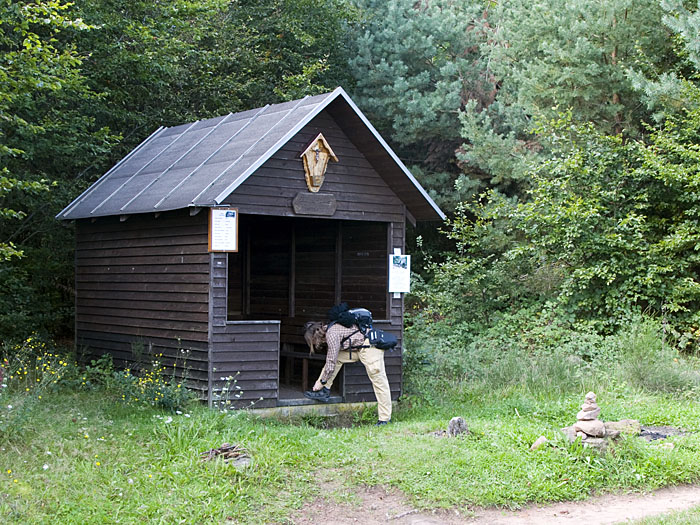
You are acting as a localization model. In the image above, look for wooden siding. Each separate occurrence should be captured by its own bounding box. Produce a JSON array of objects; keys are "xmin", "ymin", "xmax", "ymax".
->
[
  {"xmin": 223, "ymin": 111, "xmax": 406, "ymax": 224},
  {"xmin": 75, "ymin": 209, "xmax": 211, "ymax": 391},
  {"xmin": 211, "ymin": 252, "xmax": 280, "ymax": 408}
]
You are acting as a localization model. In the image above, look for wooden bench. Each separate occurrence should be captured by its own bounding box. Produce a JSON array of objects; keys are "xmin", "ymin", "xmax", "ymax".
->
[{"xmin": 279, "ymin": 348, "xmax": 328, "ymax": 391}]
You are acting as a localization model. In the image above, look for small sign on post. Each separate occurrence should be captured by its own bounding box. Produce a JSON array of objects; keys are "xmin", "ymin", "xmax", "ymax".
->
[
  {"xmin": 209, "ymin": 207, "xmax": 238, "ymax": 252},
  {"xmin": 389, "ymin": 249, "xmax": 410, "ymax": 296}
]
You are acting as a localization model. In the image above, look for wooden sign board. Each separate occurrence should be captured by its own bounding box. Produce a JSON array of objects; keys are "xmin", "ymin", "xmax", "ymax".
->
[{"xmin": 209, "ymin": 208, "xmax": 238, "ymax": 252}]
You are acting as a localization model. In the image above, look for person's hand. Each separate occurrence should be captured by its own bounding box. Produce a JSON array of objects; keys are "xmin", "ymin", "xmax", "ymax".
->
[{"xmin": 312, "ymin": 379, "xmax": 323, "ymax": 391}]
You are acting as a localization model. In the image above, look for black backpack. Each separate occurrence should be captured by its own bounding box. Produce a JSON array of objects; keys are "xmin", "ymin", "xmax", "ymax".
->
[
  {"xmin": 327, "ymin": 303, "xmax": 372, "ymax": 334},
  {"xmin": 347, "ymin": 307, "xmax": 373, "ymax": 333},
  {"xmin": 327, "ymin": 303, "xmax": 397, "ymax": 352},
  {"xmin": 367, "ymin": 327, "xmax": 398, "ymax": 351}
]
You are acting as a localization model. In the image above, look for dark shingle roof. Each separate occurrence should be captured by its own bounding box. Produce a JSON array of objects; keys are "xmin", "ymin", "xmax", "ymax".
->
[{"xmin": 57, "ymin": 88, "xmax": 444, "ymax": 221}]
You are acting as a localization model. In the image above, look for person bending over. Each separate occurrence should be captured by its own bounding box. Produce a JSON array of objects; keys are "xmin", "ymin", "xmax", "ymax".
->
[{"xmin": 304, "ymin": 321, "xmax": 391, "ymax": 425}]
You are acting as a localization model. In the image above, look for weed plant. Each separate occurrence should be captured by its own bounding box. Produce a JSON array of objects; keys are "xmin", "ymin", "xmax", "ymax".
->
[
  {"xmin": 0, "ymin": 335, "xmax": 71, "ymax": 438},
  {"xmin": 111, "ymin": 353, "xmax": 194, "ymax": 411}
]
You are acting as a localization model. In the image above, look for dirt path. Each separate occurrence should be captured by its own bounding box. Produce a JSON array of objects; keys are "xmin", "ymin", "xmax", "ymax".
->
[{"xmin": 290, "ymin": 483, "xmax": 700, "ymax": 524}]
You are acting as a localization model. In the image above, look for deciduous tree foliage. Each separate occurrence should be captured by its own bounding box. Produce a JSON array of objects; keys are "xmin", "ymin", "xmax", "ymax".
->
[
  {"xmin": 0, "ymin": 0, "xmax": 115, "ymax": 338},
  {"xmin": 0, "ymin": 0, "xmax": 358, "ymax": 341},
  {"xmin": 432, "ymin": 99, "xmax": 700, "ymax": 330},
  {"xmin": 72, "ymin": 0, "xmax": 358, "ymax": 175}
]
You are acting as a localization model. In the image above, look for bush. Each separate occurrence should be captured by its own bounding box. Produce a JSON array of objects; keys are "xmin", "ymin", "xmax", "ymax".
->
[
  {"xmin": 617, "ymin": 318, "xmax": 700, "ymax": 395},
  {"xmin": 404, "ymin": 308, "xmax": 700, "ymax": 406}
]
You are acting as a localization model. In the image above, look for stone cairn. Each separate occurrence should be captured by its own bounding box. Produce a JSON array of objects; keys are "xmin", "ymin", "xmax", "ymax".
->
[
  {"xmin": 562, "ymin": 391, "xmax": 644, "ymax": 450},
  {"xmin": 531, "ymin": 392, "xmax": 642, "ymax": 451}
]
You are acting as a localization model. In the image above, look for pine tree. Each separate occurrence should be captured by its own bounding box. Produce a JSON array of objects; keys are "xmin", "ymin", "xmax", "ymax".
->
[
  {"xmin": 461, "ymin": 0, "xmax": 676, "ymax": 186},
  {"xmin": 349, "ymin": 0, "xmax": 494, "ymax": 210}
]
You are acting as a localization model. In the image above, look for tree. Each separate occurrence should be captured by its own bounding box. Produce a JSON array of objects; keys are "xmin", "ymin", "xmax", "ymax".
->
[
  {"xmin": 0, "ymin": 1, "xmax": 118, "ymax": 338},
  {"xmin": 71, "ymin": 0, "xmax": 358, "ymax": 173},
  {"xmin": 349, "ymin": 0, "xmax": 494, "ymax": 210},
  {"xmin": 0, "ymin": 0, "xmax": 359, "ymax": 340},
  {"xmin": 0, "ymin": 0, "xmax": 85, "ymax": 259},
  {"xmin": 434, "ymin": 101, "xmax": 700, "ymax": 330},
  {"xmin": 460, "ymin": 0, "xmax": 676, "ymax": 186}
]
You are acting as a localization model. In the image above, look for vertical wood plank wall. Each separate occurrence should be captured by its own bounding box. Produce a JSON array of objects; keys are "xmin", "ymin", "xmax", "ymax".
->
[
  {"xmin": 344, "ymin": 219, "xmax": 404, "ymax": 403},
  {"xmin": 74, "ymin": 210, "xmax": 210, "ymax": 391}
]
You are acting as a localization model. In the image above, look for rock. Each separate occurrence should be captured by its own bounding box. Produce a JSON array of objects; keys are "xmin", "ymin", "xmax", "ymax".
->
[
  {"xmin": 447, "ymin": 417, "xmax": 468, "ymax": 437},
  {"xmin": 604, "ymin": 419, "xmax": 641, "ymax": 435},
  {"xmin": 530, "ymin": 436, "xmax": 548, "ymax": 450},
  {"xmin": 573, "ymin": 419, "xmax": 606, "ymax": 437},
  {"xmin": 584, "ymin": 392, "xmax": 597, "ymax": 403},
  {"xmin": 581, "ymin": 437, "xmax": 608, "ymax": 451},
  {"xmin": 577, "ymin": 392, "xmax": 601, "ymax": 421},
  {"xmin": 654, "ymin": 442, "xmax": 675, "ymax": 451},
  {"xmin": 576, "ymin": 407, "xmax": 601, "ymax": 420},
  {"xmin": 232, "ymin": 455, "xmax": 252, "ymax": 470},
  {"xmin": 561, "ymin": 425, "xmax": 577, "ymax": 442},
  {"xmin": 605, "ymin": 428, "xmax": 621, "ymax": 440}
]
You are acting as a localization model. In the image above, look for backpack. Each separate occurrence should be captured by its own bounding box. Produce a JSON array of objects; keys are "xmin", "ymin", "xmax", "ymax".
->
[
  {"xmin": 327, "ymin": 303, "xmax": 372, "ymax": 334},
  {"xmin": 347, "ymin": 308, "xmax": 373, "ymax": 334},
  {"xmin": 327, "ymin": 303, "xmax": 398, "ymax": 352},
  {"xmin": 367, "ymin": 328, "xmax": 398, "ymax": 351}
]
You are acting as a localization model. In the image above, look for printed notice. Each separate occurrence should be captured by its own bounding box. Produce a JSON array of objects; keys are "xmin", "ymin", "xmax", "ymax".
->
[
  {"xmin": 209, "ymin": 208, "xmax": 238, "ymax": 252},
  {"xmin": 388, "ymin": 254, "xmax": 410, "ymax": 293}
]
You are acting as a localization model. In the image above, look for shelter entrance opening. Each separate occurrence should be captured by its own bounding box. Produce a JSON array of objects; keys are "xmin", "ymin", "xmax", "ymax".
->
[{"xmin": 227, "ymin": 214, "xmax": 388, "ymax": 403}]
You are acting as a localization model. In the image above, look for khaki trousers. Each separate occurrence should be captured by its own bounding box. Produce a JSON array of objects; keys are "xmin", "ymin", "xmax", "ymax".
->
[{"xmin": 322, "ymin": 343, "xmax": 392, "ymax": 422}]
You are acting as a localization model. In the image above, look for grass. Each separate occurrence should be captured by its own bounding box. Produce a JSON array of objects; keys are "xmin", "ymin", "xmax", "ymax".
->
[
  {"xmin": 2, "ymin": 384, "xmax": 700, "ymax": 524},
  {"xmin": 633, "ymin": 506, "xmax": 700, "ymax": 524},
  {"xmin": 3, "ymin": 317, "xmax": 700, "ymax": 523}
]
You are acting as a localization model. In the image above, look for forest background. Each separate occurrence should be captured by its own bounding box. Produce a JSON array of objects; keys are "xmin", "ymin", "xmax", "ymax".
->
[{"xmin": 4, "ymin": 0, "xmax": 700, "ymax": 367}]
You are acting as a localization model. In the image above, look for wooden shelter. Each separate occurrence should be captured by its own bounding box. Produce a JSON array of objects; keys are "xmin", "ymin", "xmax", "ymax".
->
[{"xmin": 57, "ymin": 88, "xmax": 444, "ymax": 408}]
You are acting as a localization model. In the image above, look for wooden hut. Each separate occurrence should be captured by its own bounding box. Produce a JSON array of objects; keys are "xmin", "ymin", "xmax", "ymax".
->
[{"xmin": 57, "ymin": 88, "xmax": 444, "ymax": 408}]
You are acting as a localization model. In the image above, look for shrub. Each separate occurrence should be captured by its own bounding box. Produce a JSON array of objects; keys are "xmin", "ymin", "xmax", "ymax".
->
[{"xmin": 617, "ymin": 318, "xmax": 700, "ymax": 395}]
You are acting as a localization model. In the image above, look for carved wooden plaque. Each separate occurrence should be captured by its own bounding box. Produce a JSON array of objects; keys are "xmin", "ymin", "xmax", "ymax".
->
[
  {"xmin": 300, "ymin": 133, "xmax": 338, "ymax": 192},
  {"xmin": 292, "ymin": 192, "xmax": 337, "ymax": 216}
]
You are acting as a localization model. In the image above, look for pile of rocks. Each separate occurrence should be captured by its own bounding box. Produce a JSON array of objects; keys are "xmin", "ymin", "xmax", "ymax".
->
[{"xmin": 560, "ymin": 391, "xmax": 640, "ymax": 450}]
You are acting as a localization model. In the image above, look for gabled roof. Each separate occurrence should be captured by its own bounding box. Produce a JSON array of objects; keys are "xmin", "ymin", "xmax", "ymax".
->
[{"xmin": 57, "ymin": 87, "xmax": 445, "ymax": 222}]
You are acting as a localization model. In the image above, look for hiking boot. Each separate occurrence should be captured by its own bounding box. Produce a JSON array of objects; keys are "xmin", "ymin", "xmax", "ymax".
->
[
  {"xmin": 375, "ymin": 420, "xmax": 390, "ymax": 426},
  {"xmin": 303, "ymin": 387, "xmax": 331, "ymax": 402}
]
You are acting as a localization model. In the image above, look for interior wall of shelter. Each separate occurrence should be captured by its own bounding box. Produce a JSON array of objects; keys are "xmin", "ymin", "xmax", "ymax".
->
[{"xmin": 227, "ymin": 215, "xmax": 388, "ymax": 331}]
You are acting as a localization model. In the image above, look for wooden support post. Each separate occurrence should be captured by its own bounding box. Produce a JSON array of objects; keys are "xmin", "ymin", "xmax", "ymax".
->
[{"xmin": 302, "ymin": 358, "xmax": 309, "ymax": 391}]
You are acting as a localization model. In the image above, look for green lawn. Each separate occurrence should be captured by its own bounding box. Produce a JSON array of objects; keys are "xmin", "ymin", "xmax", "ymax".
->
[
  {"xmin": 2, "ymin": 387, "xmax": 700, "ymax": 524},
  {"xmin": 634, "ymin": 506, "xmax": 700, "ymax": 524}
]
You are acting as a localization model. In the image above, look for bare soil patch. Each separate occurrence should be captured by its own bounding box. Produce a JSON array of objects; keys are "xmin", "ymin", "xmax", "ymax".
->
[{"xmin": 289, "ymin": 482, "xmax": 700, "ymax": 524}]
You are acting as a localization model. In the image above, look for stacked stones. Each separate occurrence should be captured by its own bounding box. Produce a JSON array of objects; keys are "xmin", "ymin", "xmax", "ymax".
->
[
  {"xmin": 562, "ymin": 392, "xmax": 619, "ymax": 449},
  {"xmin": 573, "ymin": 392, "xmax": 605, "ymax": 438},
  {"xmin": 532, "ymin": 392, "xmax": 641, "ymax": 451}
]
